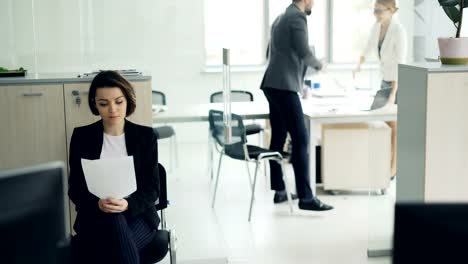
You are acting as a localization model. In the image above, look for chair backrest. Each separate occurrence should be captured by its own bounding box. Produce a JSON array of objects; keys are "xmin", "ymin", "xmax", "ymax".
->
[
  {"xmin": 210, "ymin": 90, "xmax": 254, "ymax": 103},
  {"xmin": 152, "ymin": 91, "xmax": 166, "ymax": 105},
  {"xmin": 208, "ymin": 110, "xmax": 247, "ymax": 148},
  {"xmin": 155, "ymin": 163, "xmax": 168, "ymax": 211}
]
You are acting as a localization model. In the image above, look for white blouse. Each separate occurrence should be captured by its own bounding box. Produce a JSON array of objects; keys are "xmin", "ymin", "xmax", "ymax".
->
[
  {"xmin": 361, "ymin": 17, "xmax": 407, "ymax": 82},
  {"xmin": 100, "ymin": 133, "xmax": 128, "ymax": 159}
]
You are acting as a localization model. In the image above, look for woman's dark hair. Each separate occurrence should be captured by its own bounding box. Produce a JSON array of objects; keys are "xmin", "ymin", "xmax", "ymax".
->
[{"xmin": 88, "ymin": 71, "xmax": 136, "ymax": 116}]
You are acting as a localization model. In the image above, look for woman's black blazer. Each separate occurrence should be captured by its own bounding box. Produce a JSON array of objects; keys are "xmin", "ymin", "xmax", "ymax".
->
[{"xmin": 68, "ymin": 119, "xmax": 160, "ymax": 232}]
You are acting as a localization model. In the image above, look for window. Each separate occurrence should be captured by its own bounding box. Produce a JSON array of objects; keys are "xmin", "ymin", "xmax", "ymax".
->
[
  {"xmin": 204, "ymin": 0, "xmax": 376, "ymax": 67},
  {"xmin": 331, "ymin": 0, "xmax": 375, "ymax": 63},
  {"xmin": 204, "ymin": 0, "xmax": 266, "ymax": 66},
  {"xmin": 268, "ymin": 0, "xmax": 327, "ymax": 61}
]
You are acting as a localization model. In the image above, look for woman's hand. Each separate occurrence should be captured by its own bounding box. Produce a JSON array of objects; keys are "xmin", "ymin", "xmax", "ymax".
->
[
  {"xmin": 353, "ymin": 56, "xmax": 365, "ymax": 79},
  {"xmin": 98, "ymin": 198, "xmax": 129, "ymax": 213}
]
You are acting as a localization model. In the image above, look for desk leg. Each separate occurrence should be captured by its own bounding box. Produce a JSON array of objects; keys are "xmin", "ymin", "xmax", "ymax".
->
[{"xmin": 308, "ymin": 118, "xmax": 318, "ymax": 196}]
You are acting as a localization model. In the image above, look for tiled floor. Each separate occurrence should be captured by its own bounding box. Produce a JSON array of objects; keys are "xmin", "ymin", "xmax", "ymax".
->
[{"xmin": 157, "ymin": 142, "xmax": 394, "ymax": 264}]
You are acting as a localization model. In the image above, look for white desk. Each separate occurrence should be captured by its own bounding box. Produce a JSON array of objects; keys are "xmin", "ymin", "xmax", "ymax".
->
[
  {"xmin": 153, "ymin": 99, "xmax": 397, "ymax": 195},
  {"xmin": 302, "ymin": 103, "xmax": 397, "ymax": 195},
  {"xmin": 153, "ymin": 102, "xmax": 269, "ymax": 123}
]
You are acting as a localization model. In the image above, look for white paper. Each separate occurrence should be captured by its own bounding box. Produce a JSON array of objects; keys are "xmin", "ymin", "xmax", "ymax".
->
[{"xmin": 81, "ymin": 156, "xmax": 137, "ymax": 199}]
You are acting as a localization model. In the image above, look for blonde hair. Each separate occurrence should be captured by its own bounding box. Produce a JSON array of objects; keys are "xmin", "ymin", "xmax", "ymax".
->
[{"xmin": 377, "ymin": 0, "xmax": 398, "ymax": 12}]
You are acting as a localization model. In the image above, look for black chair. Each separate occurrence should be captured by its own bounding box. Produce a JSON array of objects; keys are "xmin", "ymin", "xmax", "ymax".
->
[
  {"xmin": 152, "ymin": 91, "xmax": 179, "ymax": 171},
  {"xmin": 209, "ymin": 90, "xmax": 264, "ymax": 136},
  {"xmin": 71, "ymin": 163, "xmax": 176, "ymax": 264},
  {"xmin": 208, "ymin": 110, "xmax": 294, "ymax": 221},
  {"xmin": 140, "ymin": 163, "xmax": 176, "ymax": 264},
  {"xmin": 208, "ymin": 90, "xmax": 265, "ymax": 179}
]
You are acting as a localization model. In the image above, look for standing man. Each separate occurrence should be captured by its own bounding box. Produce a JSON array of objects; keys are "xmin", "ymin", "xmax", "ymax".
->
[{"xmin": 261, "ymin": 0, "xmax": 332, "ymax": 211}]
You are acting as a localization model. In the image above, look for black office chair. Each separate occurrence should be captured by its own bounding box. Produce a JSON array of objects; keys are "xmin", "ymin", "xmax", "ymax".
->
[
  {"xmin": 71, "ymin": 163, "xmax": 176, "ymax": 264},
  {"xmin": 208, "ymin": 90, "xmax": 265, "ymax": 180},
  {"xmin": 140, "ymin": 163, "xmax": 176, "ymax": 264},
  {"xmin": 208, "ymin": 110, "xmax": 293, "ymax": 221},
  {"xmin": 209, "ymin": 90, "xmax": 264, "ymax": 136},
  {"xmin": 152, "ymin": 91, "xmax": 179, "ymax": 171}
]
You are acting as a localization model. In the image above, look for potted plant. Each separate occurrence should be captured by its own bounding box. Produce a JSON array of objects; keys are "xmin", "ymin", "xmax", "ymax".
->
[{"xmin": 438, "ymin": 0, "xmax": 468, "ymax": 64}]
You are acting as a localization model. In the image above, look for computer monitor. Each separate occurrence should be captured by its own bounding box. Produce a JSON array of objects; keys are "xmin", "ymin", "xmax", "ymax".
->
[
  {"xmin": 393, "ymin": 203, "xmax": 468, "ymax": 264},
  {"xmin": 0, "ymin": 161, "xmax": 69, "ymax": 264}
]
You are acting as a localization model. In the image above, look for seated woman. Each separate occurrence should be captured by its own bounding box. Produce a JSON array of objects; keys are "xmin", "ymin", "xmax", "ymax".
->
[{"xmin": 69, "ymin": 71, "xmax": 159, "ymax": 264}]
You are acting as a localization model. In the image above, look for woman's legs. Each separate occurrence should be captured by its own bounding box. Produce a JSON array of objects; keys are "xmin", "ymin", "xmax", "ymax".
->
[
  {"xmin": 381, "ymin": 80, "xmax": 397, "ymax": 178},
  {"xmin": 387, "ymin": 121, "xmax": 397, "ymax": 178},
  {"xmin": 74, "ymin": 213, "xmax": 155, "ymax": 264}
]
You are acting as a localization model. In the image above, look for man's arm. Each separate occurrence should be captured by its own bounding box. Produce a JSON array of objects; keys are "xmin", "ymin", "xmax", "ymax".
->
[{"xmin": 290, "ymin": 14, "xmax": 322, "ymax": 70}]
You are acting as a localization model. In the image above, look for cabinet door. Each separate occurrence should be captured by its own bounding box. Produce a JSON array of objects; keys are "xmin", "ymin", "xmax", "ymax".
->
[
  {"xmin": 63, "ymin": 83, "xmax": 101, "ymax": 150},
  {"xmin": 128, "ymin": 80, "xmax": 152, "ymax": 126},
  {"xmin": 425, "ymin": 72, "xmax": 468, "ymax": 202},
  {"xmin": 0, "ymin": 84, "xmax": 67, "ymax": 170}
]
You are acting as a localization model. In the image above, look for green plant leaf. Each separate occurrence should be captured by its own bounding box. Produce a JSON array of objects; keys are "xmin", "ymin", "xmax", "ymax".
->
[
  {"xmin": 438, "ymin": 0, "xmax": 461, "ymax": 7},
  {"xmin": 442, "ymin": 6, "xmax": 461, "ymax": 23}
]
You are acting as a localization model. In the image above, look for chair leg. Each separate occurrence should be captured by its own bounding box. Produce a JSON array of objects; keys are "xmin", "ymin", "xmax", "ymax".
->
[
  {"xmin": 259, "ymin": 130, "xmax": 268, "ymax": 180},
  {"xmin": 278, "ymin": 160, "xmax": 294, "ymax": 214},
  {"xmin": 244, "ymin": 161, "xmax": 253, "ymax": 191},
  {"xmin": 174, "ymin": 134, "xmax": 179, "ymax": 169},
  {"xmin": 248, "ymin": 161, "xmax": 260, "ymax": 221},
  {"xmin": 169, "ymin": 229, "xmax": 177, "ymax": 264},
  {"xmin": 168, "ymin": 137, "xmax": 173, "ymax": 173},
  {"xmin": 207, "ymin": 131, "xmax": 214, "ymax": 180},
  {"xmin": 258, "ymin": 129, "xmax": 263, "ymax": 148},
  {"xmin": 161, "ymin": 209, "xmax": 167, "ymax": 230},
  {"xmin": 212, "ymin": 152, "xmax": 224, "ymax": 208}
]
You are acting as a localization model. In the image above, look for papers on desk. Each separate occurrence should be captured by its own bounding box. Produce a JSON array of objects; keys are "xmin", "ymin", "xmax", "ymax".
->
[
  {"xmin": 77, "ymin": 69, "xmax": 142, "ymax": 78},
  {"xmin": 81, "ymin": 156, "xmax": 137, "ymax": 199}
]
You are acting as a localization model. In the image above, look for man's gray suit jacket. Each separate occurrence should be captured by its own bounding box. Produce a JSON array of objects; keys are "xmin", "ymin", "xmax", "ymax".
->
[{"xmin": 261, "ymin": 3, "xmax": 322, "ymax": 93}]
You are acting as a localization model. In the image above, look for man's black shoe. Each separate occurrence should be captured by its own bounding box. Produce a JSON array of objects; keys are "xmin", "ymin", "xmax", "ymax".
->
[
  {"xmin": 298, "ymin": 197, "xmax": 333, "ymax": 211},
  {"xmin": 273, "ymin": 192, "xmax": 298, "ymax": 204}
]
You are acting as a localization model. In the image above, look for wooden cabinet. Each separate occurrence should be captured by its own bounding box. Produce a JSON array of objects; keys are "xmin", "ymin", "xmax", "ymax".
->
[
  {"xmin": 0, "ymin": 84, "xmax": 67, "ymax": 170},
  {"xmin": 397, "ymin": 63, "xmax": 468, "ymax": 203},
  {"xmin": 0, "ymin": 79, "xmax": 152, "ymax": 170},
  {"xmin": 0, "ymin": 78, "xmax": 152, "ymax": 234}
]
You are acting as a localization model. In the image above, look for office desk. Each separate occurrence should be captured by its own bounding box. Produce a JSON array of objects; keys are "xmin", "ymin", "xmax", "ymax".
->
[
  {"xmin": 153, "ymin": 99, "xmax": 397, "ymax": 195},
  {"xmin": 302, "ymin": 104, "xmax": 397, "ymax": 195},
  {"xmin": 152, "ymin": 96, "xmax": 373, "ymax": 123},
  {"xmin": 153, "ymin": 102, "xmax": 269, "ymax": 123}
]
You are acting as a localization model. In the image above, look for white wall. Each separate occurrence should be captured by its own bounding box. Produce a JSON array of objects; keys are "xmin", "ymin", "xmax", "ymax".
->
[
  {"xmin": 1, "ymin": 0, "xmax": 266, "ymax": 142},
  {"xmin": 398, "ymin": 0, "xmax": 415, "ymax": 62},
  {"xmin": 1, "ymin": 0, "xmax": 416, "ymax": 143},
  {"xmin": 413, "ymin": 0, "xmax": 455, "ymax": 60},
  {"xmin": 0, "ymin": 0, "xmax": 265, "ymax": 101}
]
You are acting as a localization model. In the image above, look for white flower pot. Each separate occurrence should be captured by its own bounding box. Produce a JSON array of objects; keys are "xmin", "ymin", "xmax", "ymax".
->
[{"xmin": 438, "ymin": 37, "xmax": 468, "ymax": 65}]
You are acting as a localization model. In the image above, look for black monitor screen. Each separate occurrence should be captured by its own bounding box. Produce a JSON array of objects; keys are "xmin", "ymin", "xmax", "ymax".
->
[
  {"xmin": 393, "ymin": 203, "xmax": 468, "ymax": 263},
  {"xmin": 0, "ymin": 162, "xmax": 67, "ymax": 264}
]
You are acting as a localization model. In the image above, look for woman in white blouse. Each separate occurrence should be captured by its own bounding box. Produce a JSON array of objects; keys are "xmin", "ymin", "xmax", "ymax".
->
[{"xmin": 353, "ymin": 0, "xmax": 407, "ymax": 179}]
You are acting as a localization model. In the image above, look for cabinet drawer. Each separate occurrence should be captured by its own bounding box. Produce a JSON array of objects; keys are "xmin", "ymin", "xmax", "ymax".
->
[{"xmin": 0, "ymin": 84, "xmax": 67, "ymax": 169}]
